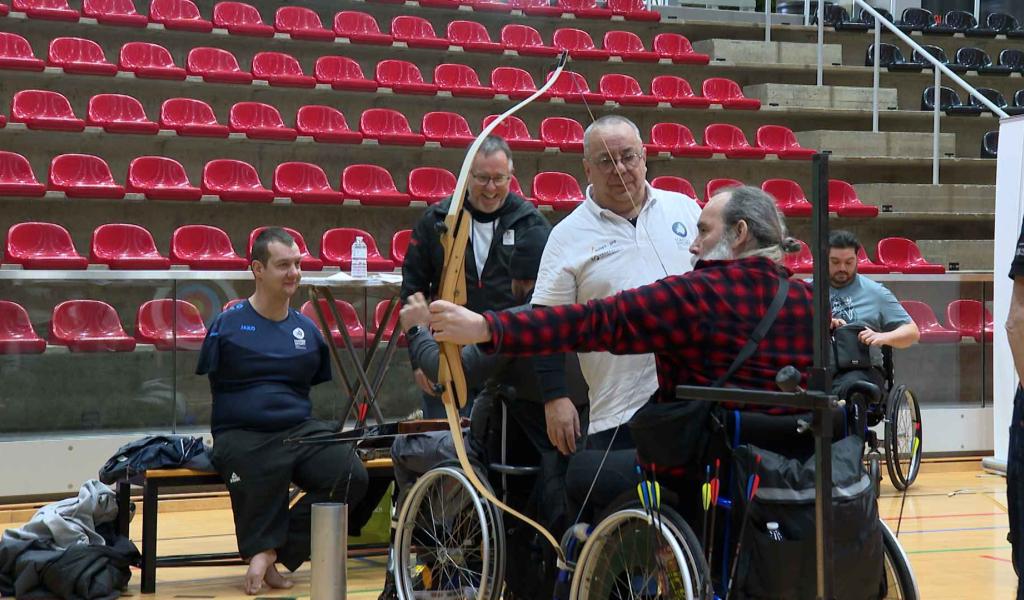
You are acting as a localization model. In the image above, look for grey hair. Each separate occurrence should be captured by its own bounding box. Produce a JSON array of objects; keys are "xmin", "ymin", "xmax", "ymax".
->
[
  {"xmin": 719, "ymin": 186, "xmax": 800, "ymax": 263},
  {"xmin": 477, "ymin": 135, "xmax": 514, "ymax": 170},
  {"xmin": 583, "ymin": 115, "xmax": 642, "ymax": 155}
]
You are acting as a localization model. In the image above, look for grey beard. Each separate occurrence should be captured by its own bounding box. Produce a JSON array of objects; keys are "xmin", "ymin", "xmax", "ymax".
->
[{"xmin": 690, "ymin": 235, "xmax": 735, "ymax": 268}]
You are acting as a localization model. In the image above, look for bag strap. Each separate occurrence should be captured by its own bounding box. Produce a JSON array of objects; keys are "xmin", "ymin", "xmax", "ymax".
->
[{"xmin": 712, "ymin": 277, "xmax": 790, "ymax": 388}]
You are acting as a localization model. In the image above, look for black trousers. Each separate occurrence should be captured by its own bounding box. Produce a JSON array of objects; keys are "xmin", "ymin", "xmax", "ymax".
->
[
  {"xmin": 1008, "ymin": 386, "xmax": 1024, "ymax": 599},
  {"xmin": 211, "ymin": 419, "xmax": 386, "ymax": 571}
]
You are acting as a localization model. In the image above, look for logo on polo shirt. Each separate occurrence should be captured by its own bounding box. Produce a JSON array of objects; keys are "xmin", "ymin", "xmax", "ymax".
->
[
  {"xmin": 240, "ymin": 324, "xmax": 256, "ymax": 332},
  {"xmin": 293, "ymin": 327, "xmax": 306, "ymax": 349},
  {"xmin": 671, "ymin": 222, "xmax": 688, "ymax": 239}
]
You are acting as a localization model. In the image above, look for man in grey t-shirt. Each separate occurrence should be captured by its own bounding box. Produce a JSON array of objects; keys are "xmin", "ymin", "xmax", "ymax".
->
[{"xmin": 828, "ymin": 230, "xmax": 920, "ymax": 398}]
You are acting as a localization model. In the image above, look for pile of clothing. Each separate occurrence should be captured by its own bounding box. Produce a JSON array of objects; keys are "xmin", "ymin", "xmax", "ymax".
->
[{"xmin": 0, "ymin": 480, "xmax": 139, "ymax": 599}]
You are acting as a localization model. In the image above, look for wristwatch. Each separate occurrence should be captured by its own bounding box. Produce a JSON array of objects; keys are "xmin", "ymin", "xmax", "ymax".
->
[{"xmin": 406, "ymin": 325, "xmax": 424, "ymax": 337}]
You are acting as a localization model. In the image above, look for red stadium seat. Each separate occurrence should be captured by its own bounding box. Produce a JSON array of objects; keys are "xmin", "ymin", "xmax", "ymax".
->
[
  {"xmin": 651, "ymin": 176, "xmax": 697, "ymax": 199},
  {"xmin": 170, "ymin": 224, "xmax": 248, "ymax": 269},
  {"xmin": 603, "ymin": 31, "xmax": 660, "ymax": 62},
  {"xmin": 333, "ymin": 11, "xmax": 392, "ymax": 45},
  {"xmin": 314, "ymin": 55, "xmax": 377, "ymax": 92},
  {"xmin": 5, "ymin": 222, "xmax": 88, "ymax": 268},
  {"xmin": 202, "ymin": 159, "xmax": 274, "ymax": 202},
  {"xmin": 127, "ymin": 156, "xmax": 201, "ymax": 200},
  {"xmin": 513, "ymin": 0, "xmax": 564, "ymax": 17},
  {"xmin": 119, "ymin": 42, "xmax": 186, "ymax": 80},
  {"xmin": 50, "ymin": 300, "xmax": 136, "ymax": 352},
  {"xmin": 543, "ymin": 71, "xmax": 605, "ymax": 104},
  {"xmin": 946, "ymin": 299, "xmax": 993, "ymax": 343},
  {"xmin": 320, "ymin": 228, "xmax": 394, "ymax": 270},
  {"xmin": 705, "ymin": 178, "xmax": 743, "ymax": 205},
  {"xmin": 649, "ymin": 75, "xmax": 711, "ymax": 109},
  {"xmin": 784, "ymin": 240, "xmax": 814, "ymax": 273},
  {"xmin": 247, "ymin": 226, "xmax": 323, "ymax": 270},
  {"xmin": 470, "ymin": 0, "xmax": 514, "ymax": 12},
  {"xmin": 900, "ymin": 300, "xmax": 960, "ymax": 343},
  {"xmin": 274, "ymin": 6, "xmax": 333, "ymax": 40},
  {"xmin": 341, "ymin": 164, "xmax": 411, "ymax": 207},
  {"xmin": 251, "ymin": 51, "xmax": 316, "ymax": 87},
  {"xmin": 490, "ymin": 66, "xmax": 539, "ymax": 99},
  {"xmin": 0, "ymin": 301, "xmax": 45, "ymax": 354},
  {"xmin": 447, "ymin": 20, "xmax": 502, "ymax": 53},
  {"xmin": 482, "ymin": 114, "xmax": 545, "ymax": 151},
  {"xmin": 646, "ymin": 123, "xmax": 713, "ymax": 158},
  {"xmin": 557, "ymin": 0, "xmax": 612, "ymax": 18},
  {"xmin": 760, "ymin": 178, "xmax": 812, "ymax": 217},
  {"xmin": 756, "ymin": 125, "xmax": 816, "ymax": 159},
  {"xmin": 12, "ymin": 0, "xmax": 78, "ymax": 20},
  {"xmin": 418, "ymin": 0, "xmax": 460, "ymax": 9},
  {"xmin": 391, "ymin": 15, "xmax": 450, "ymax": 49},
  {"xmin": 533, "ymin": 172, "xmax": 584, "ymax": 211},
  {"xmin": 553, "ymin": 28, "xmax": 610, "ymax": 60},
  {"xmin": 375, "ymin": 60, "xmax": 438, "ymax": 95},
  {"xmin": 272, "ymin": 162, "xmax": 344, "ymax": 204},
  {"xmin": 149, "ymin": 0, "xmax": 212, "ymax": 31},
  {"xmin": 359, "ymin": 108, "xmax": 425, "ymax": 146},
  {"xmin": 600, "ymin": 73, "xmax": 658, "ymax": 106},
  {"xmin": 186, "ymin": 47, "xmax": 252, "ymax": 84},
  {"xmin": 500, "ymin": 24, "xmax": 558, "ymax": 57},
  {"xmin": 652, "ymin": 33, "xmax": 710, "ymax": 65},
  {"xmin": 407, "ymin": 166, "xmax": 455, "ymax": 204},
  {"xmin": 704, "ymin": 124, "xmax": 767, "ymax": 159},
  {"xmin": 229, "ymin": 101, "xmax": 298, "ymax": 140},
  {"xmin": 10, "ymin": 90, "xmax": 85, "ymax": 131},
  {"xmin": 301, "ymin": 299, "xmax": 365, "ymax": 347},
  {"xmin": 48, "ymin": 154, "xmax": 125, "ymax": 198},
  {"xmin": 434, "ymin": 63, "xmax": 494, "ymax": 98},
  {"xmin": 0, "ymin": 32, "xmax": 45, "ymax": 71},
  {"xmin": 295, "ymin": 105, "xmax": 363, "ymax": 143},
  {"xmin": 702, "ymin": 78, "xmax": 761, "ymax": 110},
  {"xmin": 373, "ymin": 300, "xmax": 406, "ymax": 346},
  {"xmin": 0, "ymin": 151, "xmax": 47, "ymax": 197},
  {"xmin": 82, "ymin": 0, "xmax": 147, "ymax": 26},
  {"xmin": 876, "ymin": 237, "xmax": 944, "ymax": 274},
  {"xmin": 390, "ymin": 230, "xmax": 411, "ymax": 265},
  {"xmin": 422, "ymin": 111, "xmax": 475, "ymax": 147},
  {"xmin": 86, "ymin": 93, "xmax": 159, "ymax": 134},
  {"xmin": 212, "ymin": 1, "xmax": 273, "ymax": 36},
  {"xmin": 510, "ymin": 175, "xmax": 534, "ymax": 205},
  {"xmin": 607, "ymin": 0, "xmax": 660, "ymax": 20},
  {"xmin": 856, "ymin": 246, "xmax": 890, "ymax": 274},
  {"xmin": 540, "ymin": 117, "xmax": 584, "ymax": 152},
  {"xmin": 827, "ymin": 179, "xmax": 879, "ymax": 218},
  {"xmin": 160, "ymin": 98, "xmax": 229, "ymax": 137},
  {"xmin": 135, "ymin": 299, "xmax": 207, "ymax": 350},
  {"xmin": 90, "ymin": 223, "xmax": 171, "ymax": 269},
  {"xmin": 0, "ymin": 3, "xmax": 7, "ymax": 15}
]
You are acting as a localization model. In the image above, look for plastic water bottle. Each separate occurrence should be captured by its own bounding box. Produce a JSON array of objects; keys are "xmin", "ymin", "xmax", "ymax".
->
[
  {"xmin": 351, "ymin": 236, "xmax": 368, "ymax": 278},
  {"xmin": 766, "ymin": 521, "xmax": 785, "ymax": 542}
]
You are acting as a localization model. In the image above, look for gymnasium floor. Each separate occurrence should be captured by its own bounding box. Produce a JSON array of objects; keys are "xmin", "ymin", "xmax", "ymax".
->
[{"xmin": 1, "ymin": 459, "xmax": 1015, "ymax": 599}]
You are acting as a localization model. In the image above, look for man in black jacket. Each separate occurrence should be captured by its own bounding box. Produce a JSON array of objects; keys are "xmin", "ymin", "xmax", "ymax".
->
[{"xmin": 400, "ymin": 135, "xmax": 551, "ymax": 417}]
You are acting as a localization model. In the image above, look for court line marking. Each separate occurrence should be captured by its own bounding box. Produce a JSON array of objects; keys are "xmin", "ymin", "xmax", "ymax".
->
[
  {"xmin": 980, "ymin": 555, "xmax": 1013, "ymax": 564},
  {"xmin": 907, "ymin": 545, "xmax": 1011, "ymax": 555},
  {"xmin": 880, "ymin": 511, "xmax": 1003, "ymax": 521},
  {"xmin": 898, "ymin": 525, "xmax": 1007, "ymax": 535}
]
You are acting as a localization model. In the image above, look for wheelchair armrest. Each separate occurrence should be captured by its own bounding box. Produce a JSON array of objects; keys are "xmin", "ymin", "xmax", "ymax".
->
[
  {"xmin": 846, "ymin": 380, "xmax": 882, "ymax": 406},
  {"xmin": 489, "ymin": 463, "xmax": 541, "ymax": 476}
]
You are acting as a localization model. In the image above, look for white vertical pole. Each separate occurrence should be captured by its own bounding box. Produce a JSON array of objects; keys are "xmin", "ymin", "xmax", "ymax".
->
[
  {"xmin": 816, "ymin": 0, "xmax": 824, "ymax": 86},
  {"xmin": 889, "ymin": 0, "xmax": 895, "ymax": 20},
  {"xmin": 804, "ymin": 0, "xmax": 810, "ymax": 26},
  {"xmin": 765, "ymin": 0, "xmax": 771, "ymax": 44},
  {"xmin": 974, "ymin": 0, "xmax": 980, "ymax": 23},
  {"xmin": 872, "ymin": 16, "xmax": 880, "ymax": 133},
  {"xmin": 933, "ymin": 66, "xmax": 940, "ymax": 185}
]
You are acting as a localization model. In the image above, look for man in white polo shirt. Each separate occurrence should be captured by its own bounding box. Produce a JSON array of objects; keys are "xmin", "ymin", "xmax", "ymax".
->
[{"xmin": 531, "ymin": 114, "xmax": 701, "ymax": 454}]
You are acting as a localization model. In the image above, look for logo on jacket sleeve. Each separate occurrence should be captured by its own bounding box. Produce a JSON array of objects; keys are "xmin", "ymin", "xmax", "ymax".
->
[{"xmin": 293, "ymin": 327, "xmax": 307, "ymax": 349}]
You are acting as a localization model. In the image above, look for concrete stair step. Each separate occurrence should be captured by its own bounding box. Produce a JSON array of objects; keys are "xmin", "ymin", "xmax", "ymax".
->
[
  {"xmin": 918, "ymin": 239, "xmax": 992, "ymax": 271},
  {"xmin": 796, "ymin": 130, "xmax": 956, "ymax": 159},
  {"xmin": 691, "ymin": 39, "xmax": 843, "ymax": 66},
  {"xmin": 744, "ymin": 83, "xmax": 898, "ymax": 111},
  {"xmin": 855, "ymin": 183, "xmax": 994, "ymax": 214}
]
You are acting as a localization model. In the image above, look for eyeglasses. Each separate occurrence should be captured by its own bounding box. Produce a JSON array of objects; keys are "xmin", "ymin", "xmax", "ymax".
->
[
  {"xmin": 471, "ymin": 173, "xmax": 511, "ymax": 186},
  {"xmin": 587, "ymin": 152, "xmax": 643, "ymax": 172}
]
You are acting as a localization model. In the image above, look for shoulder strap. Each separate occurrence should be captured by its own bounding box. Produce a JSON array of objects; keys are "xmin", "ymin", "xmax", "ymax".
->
[{"xmin": 713, "ymin": 277, "xmax": 790, "ymax": 388}]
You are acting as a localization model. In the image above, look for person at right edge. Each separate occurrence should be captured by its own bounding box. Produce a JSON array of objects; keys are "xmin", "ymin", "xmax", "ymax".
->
[{"xmin": 1004, "ymin": 218, "xmax": 1024, "ymax": 599}]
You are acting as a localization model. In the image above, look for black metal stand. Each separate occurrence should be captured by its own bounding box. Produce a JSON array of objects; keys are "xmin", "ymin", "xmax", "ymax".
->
[{"xmin": 675, "ymin": 153, "xmax": 836, "ymax": 600}]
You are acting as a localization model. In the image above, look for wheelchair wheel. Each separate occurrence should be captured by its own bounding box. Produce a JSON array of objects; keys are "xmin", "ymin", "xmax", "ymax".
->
[
  {"xmin": 393, "ymin": 466, "xmax": 505, "ymax": 600},
  {"xmin": 569, "ymin": 503, "xmax": 712, "ymax": 600},
  {"xmin": 880, "ymin": 520, "xmax": 919, "ymax": 599},
  {"xmin": 867, "ymin": 450, "xmax": 882, "ymax": 499},
  {"xmin": 884, "ymin": 384, "xmax": 922, "ymax": 491}
]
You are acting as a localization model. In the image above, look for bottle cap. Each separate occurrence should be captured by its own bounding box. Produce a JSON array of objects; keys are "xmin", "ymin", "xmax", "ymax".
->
[{"xmin": 766, "ymin": 522, "xmax": 779, "ymax": 530}]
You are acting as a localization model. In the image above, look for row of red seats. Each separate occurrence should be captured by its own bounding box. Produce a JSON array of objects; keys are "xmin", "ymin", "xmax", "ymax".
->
[
  {"xmin": 6, "ymin": 0, "xmax": 660, "ymax": 26},
  {"xmin": 4, "ymin": 222, "xmax": 409, "ymax": 271},
  {"xmin": 783, "ymin": 237, "xmax": 944, "ymax": 275},
  {"xmin": 0, "ymin": 296, "xmax": 405, "ymax": 354},
  {"xmin": 652, "ymin": 177, "xmax": 877, "ymax": 216},
  {"xmin": 901, "ymin": 300, "xmax": 993, "ymax": 344}
]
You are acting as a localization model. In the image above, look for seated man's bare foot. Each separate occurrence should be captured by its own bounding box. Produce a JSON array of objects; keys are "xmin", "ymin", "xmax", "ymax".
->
[
  {"xmin": 264, "ymin": 563, "xmax": 294, "ymax": 589},
  {"xmin": 245, "ymin": 549, "xmax": 277, "ymax": 595}
]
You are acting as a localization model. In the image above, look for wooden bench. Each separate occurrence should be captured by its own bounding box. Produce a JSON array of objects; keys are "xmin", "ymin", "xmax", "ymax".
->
[{"xmin": 117, "ymin": 458, "xmax": 394, "ymax": 594}]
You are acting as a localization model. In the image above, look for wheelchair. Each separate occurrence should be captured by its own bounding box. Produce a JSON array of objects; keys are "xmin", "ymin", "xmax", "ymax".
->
[{"xmin": 564, "ymin": 378, "xmax": 920, "ymax": 600}]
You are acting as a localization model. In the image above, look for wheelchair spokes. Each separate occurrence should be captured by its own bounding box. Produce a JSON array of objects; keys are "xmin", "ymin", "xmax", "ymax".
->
[{"xmin": 885, "ymin": 385, "xmax": 923, "ymax": 491}]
